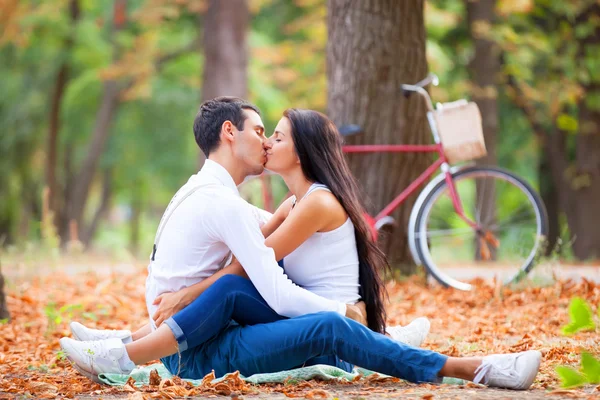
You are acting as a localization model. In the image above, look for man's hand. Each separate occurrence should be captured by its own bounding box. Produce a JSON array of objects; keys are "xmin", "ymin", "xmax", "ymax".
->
[
  {"xmin": 152, "ymin": 290, "xmax": 189, "ymax": 327},
  {"xmin": 345, "ymin": 301, "xmax": 367, "ymax": 326}
]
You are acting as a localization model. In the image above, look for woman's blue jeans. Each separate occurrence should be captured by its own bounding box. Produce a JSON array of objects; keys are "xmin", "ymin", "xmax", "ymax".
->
[{"xmin": 162, "ymin": 275, "xmax": 447, "ymax": 382}]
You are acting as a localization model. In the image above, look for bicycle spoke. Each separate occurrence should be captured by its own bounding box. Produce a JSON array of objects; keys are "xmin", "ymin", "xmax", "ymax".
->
[{"xmin": 414, "ymin": 167, "xmax": 547, "ymax": 291}]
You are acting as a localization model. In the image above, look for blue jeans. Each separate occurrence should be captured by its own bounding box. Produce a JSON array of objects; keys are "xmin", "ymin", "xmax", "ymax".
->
[
  {"xmin": 162, "ymin": 275, "xmax": 447, "ymax": 382},
  {"xmin": 163, "ymin": 274, "xmax": 353, "ymax": 371}
]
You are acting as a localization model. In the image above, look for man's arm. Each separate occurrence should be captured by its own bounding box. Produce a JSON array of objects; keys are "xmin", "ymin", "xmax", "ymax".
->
[
  {"xmin": 211, "ymin": 198, "xmax": 347, "ymax": 318},
  {"xmin": 152, "ymin": 261, "xmax": 247, "ymax": 326}
]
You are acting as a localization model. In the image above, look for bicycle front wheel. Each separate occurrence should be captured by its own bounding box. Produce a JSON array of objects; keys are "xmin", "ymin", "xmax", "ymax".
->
[{"xmin": 413, "ymin": 166, "xmax": 548, "ymax": 291}]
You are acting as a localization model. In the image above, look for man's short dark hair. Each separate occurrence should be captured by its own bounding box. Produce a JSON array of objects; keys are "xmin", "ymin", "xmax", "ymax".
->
[{"xmin": 193, "ymin": 97, "xmax": 261, "ymax": 157}]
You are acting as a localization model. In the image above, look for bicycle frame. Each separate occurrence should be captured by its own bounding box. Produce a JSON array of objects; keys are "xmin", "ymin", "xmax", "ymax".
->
[{"xmin": 342, "ymin": 78, "xmax": 479, "ymax": 240}]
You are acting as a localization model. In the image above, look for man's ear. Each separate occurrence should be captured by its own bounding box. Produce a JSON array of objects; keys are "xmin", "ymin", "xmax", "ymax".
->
[{"xmin": 221, "ymin": 120, "xmax": 235, "ymax": 144}]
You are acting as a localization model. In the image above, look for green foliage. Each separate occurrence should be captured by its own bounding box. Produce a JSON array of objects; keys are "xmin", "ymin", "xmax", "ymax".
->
[
  {"xmin": 556, "ymin": 297, "xmax": 599, "ymax": 388},
  {"xmin": 556, "ymin": 366, "xmax": 587, "ymax": 388},
  {"xmin": 556, "ymin": 352, "xmax": 600, "ymax": 388},
  {"xmin": 581, "ymin": 352, "xmax": 600, "ymax": 384},
  {"xmin": 561, "ymin": 297, "xmax": 596, "ymax": 335}
]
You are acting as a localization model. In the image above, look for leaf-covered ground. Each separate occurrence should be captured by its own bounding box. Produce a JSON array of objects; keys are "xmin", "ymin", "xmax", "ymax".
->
[{"xmin": 1, "ymin": 262, "xmax": 599, "ymax": 399}]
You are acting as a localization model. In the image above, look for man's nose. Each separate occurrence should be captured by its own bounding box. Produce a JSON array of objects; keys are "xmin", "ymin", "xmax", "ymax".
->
[{"xmin": 263, "ymin": 140, "xmax": 272, "ymax": 150}]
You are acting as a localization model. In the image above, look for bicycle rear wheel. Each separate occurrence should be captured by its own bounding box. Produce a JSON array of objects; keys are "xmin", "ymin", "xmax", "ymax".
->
[{"xmin": 412, "ymin": 166, "xmax": 548, "ymax": 291}]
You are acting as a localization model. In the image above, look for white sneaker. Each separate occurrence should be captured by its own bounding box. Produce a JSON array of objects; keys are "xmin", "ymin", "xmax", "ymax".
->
[
  {"xmin": 59, "ymin": 337, "xmax": 135, "ymax": 383},
  {"xmin": 70, "ymin": 321, "xmax": 132, "ymax": 343},
  {"xmin": 386, "ymin": 317, "xmax": 430, "ymax": 347},
  {"xmin": 473, "ymin": 350, "xmax": 541, "ymax": 390}
]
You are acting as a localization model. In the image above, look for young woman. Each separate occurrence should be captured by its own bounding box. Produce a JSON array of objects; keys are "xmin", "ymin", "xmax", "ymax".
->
[{"xmin": 61, "ymin": 110, "xmax": 541, "ymax": 390}]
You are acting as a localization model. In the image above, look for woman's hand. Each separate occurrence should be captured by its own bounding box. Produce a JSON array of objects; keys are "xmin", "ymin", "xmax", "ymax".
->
[
  {"xmin": 345, "ymin": 301, "xmax": 367, "ymax": 326},
  {"xmin": 152, "ymin": 290, "xmax": 190, "ymax": 327}
]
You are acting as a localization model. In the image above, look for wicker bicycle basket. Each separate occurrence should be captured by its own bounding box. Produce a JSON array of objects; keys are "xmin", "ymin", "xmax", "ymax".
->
[{"xmin": 433, "ymin": 100, "xmax": 487, "ymax": 164}]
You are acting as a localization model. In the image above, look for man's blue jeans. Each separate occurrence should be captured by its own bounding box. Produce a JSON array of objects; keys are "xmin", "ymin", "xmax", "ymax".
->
[{"xmin": 162, "ymin": 275, "xmax": 447, "ymax": 382}]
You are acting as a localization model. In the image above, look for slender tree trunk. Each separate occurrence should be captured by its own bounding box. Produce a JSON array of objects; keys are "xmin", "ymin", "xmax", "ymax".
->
[
  {"xmin": 327, "ymin": 0, "xmax": 429, "ymax": 274},
  {"xmin": 198, "ymin": 0, "xmax": 249, "ymax": 166},
  {"xmin": 129, "ymin": 185, "xmax": 142, "ymax": 256},
  {"xmin": 47, "ymin": 0, "xmax": 81, "ymax": 233},
  {"xmin": 539, "ymin": 150, "xmax": 560, "ymax": 255},
  {"xmin": 506, "ymin": 75, "xmax": 566, "ymax": 257},
  {"xmin": 0, "ymin": 263, "xmax": 9, "ymax": 321},
  {"xmin": 82, "ymin": 169, "xmax": 112, "ymax": 248},
  {"xmin": 466, "ymin": 0, "xmax": 499, "ymax": 167},
  {"xmin": 467, "ymin": 0, "xmax": 501, "ymax": 260},
  {"xmin": 63, "ymin": 0, "xmax": 126, "ymax": 242}
]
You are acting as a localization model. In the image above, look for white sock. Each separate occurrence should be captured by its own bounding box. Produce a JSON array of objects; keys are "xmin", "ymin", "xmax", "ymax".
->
[{"xmin": 117, "ymin": 348, "xmax": 136, "ymax": 372}]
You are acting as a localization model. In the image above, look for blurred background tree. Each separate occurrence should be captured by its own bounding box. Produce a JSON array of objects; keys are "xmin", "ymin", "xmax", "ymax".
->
[{"xmin": 0, "ymin": 0, "xmax": 598, "ymax": 274}]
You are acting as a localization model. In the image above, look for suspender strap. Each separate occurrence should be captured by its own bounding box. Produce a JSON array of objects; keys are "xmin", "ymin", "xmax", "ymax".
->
[{"xmin": 151, "ymin": 181, "xmax": 211, "ymax": 261}]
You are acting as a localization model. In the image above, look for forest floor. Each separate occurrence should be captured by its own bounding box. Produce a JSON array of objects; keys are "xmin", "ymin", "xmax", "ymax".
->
[{"xmin": 1, "ymin": 255, "xmax": 599, "ymax": 399}]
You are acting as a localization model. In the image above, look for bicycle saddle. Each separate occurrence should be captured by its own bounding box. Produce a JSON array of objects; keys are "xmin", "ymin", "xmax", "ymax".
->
[{"xmin": 338, "ymin": 124, "xmax": 363, "ymax": 137}]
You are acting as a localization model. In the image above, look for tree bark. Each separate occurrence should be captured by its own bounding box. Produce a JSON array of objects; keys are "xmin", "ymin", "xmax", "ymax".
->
[
  {"xmin": 199, "ymin": 0, "xmax": 249, "ymax": 167},
  {"xmin": 327, "ymin": 0, "xmax": 429, "ymax": 274},
  {"xmin": 62, "ymin": 0, "xmax": 126, "ymax": 242},
  {"xmin": 565, "ymin": 4, "xmax": 600, "ymax": 260},
  {"xmin": 46, "ymin": 0, "xmax": 80, "ymax": 233},
  {"xmin": 0, "ymin": 263, "xmax": 9, "ymax": 321}
]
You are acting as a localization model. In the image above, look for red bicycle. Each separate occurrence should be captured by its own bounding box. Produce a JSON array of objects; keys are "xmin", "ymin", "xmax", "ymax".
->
[{"xmin": 242, "ymin": 74, "xmax": 548, "ymax": 291}]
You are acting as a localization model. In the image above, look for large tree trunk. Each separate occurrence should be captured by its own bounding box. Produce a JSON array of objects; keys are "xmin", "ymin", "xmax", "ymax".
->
[
  {"xmin": 61, "ymin": 0, "xmax": 126, "ymax": 242},
  {"xmin": 565, "ymin": 4, "xmax": 600, "ymax": 260},
  {"xmin": 0, "ymin": 263, "xmax": 9, "ymax": 321},
  {"xmin": 201, "ymin": 0, "xmax": 249, "ymax": 101},
  {"xmin": 198, "ymin": 0, "xmax": 249, "ymax": 166},
  {"xmin": 327, "ymin": 0, "xmax": 429, "ymax": 274},
  {"xmin": 47, "ymin": 0, "xmax": 81, "ymax": 233},
  {"xmin": 467, "ymin": 0, "xmax": 500, "ymax": 259}
]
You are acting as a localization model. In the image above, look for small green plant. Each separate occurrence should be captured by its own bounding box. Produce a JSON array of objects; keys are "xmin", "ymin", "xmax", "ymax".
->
[
  {"xmin": 56, "ymin": 349, "xmax": 67, "ymax": 361},
  {"xmin": 27, "ymin": 364, "xmax": 50, "ymax": 373},
  {"xmin": 44, "ymin": 302, "xmax": 83, "ymax": 333},
  {"xmin": 556, "ymin": 297, "xmax": 600, "ymax": 388}
]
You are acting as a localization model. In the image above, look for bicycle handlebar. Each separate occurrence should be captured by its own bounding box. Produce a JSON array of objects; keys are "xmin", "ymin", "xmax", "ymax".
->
[
  {"xmin": 401, "ymin": 73, "xmax": 439, "ymax": 111},
  {"xmin": 409, "ymin": 73, "xmax": 439, "ymax": 90}
]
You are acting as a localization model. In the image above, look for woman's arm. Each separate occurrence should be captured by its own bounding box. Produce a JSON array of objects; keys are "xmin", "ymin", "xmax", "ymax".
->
[
  {"xmin": 152, "ymin": 261, "xmax": 247, "ymax": 326},
  {"xmin": 260, "ymin": 197, "xmax": 294, "ymax": 239},
  {"xmin": 265, "ymin": 191, "xmax": 344, "ymax": 260}
]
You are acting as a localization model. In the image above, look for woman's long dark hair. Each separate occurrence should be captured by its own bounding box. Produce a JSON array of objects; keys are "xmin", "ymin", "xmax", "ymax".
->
[{"xmin": 284, "ymin": 108, "xmax": 390, "ymax": 333}]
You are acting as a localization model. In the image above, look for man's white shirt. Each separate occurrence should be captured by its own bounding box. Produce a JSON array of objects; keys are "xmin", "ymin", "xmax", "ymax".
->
[{"xmin": 145, "ymin": 160, "xmax": 346, "ymax": 325}]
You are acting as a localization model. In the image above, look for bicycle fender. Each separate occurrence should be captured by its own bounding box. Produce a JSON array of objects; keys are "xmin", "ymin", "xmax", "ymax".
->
[{"xmin": 407, "ymin": 164, "xmax": 474, "ymax": 266}]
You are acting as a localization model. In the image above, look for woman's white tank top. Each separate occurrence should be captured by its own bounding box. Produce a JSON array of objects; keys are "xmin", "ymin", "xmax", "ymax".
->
[{"xmin": 283, "ymin": 183, "xmax": 360, "ymax": 304}]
